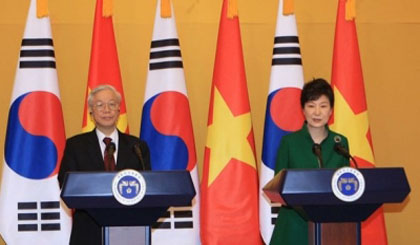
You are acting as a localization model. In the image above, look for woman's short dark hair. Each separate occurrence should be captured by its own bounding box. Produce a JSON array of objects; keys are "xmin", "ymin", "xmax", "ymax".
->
[{"xmin": 300, "ymin": 78, "xmax": 334, "ymax": 108}]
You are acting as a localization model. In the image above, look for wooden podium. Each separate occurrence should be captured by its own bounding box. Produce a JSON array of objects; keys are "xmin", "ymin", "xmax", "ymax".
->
[{"xmin": 263, "ymin": 168, "xmax": 410, "ymax": 245}]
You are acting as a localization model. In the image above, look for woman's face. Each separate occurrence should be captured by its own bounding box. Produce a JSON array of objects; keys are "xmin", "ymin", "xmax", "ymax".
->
[{"xmin": 303, "ymin": 95, "xmax": 332, "ymax": 129}]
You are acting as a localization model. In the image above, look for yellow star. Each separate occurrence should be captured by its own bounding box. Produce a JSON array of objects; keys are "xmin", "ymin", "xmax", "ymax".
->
[
  {"xmin": 330, "ymin": 88, "xmax": 374, "ymax": 163},
  {"xmin": 206, "ymin": 87, "xmax": 256, "ymax": 186}
]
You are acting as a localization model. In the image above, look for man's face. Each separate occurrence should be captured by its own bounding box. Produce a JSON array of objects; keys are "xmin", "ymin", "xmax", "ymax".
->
[{"xmin": 90, "ymin": 89, "xmax": 120, "ymax": 132}]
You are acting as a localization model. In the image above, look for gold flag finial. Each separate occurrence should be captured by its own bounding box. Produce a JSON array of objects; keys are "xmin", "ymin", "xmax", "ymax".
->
[
  {"xmin": 283, "ymin": 0, "xmax": 294, "ymax": 15},
  {"xmin": 36, "ymin": 0, "xmax": 49, "ymax": 18},
  {"xmin": 227, "ymin": 0, "xmax": 238, "ymax": 18},
  {"xmin": 103, "ymin": 0, "xmax": 113, "ymax": 17},
  {"xmin": 345, "ymin": 0, "xmax": 356, "ymax": 20},
  {"xmin": 161, "ymin": 0, "xmax": 172, "ymax": 18}
]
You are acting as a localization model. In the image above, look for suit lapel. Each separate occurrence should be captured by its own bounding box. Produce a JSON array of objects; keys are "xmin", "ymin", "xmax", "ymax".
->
[
  {"xmin": 87, "ymin": 130, "xmax": 106, "ymax": 170},
  {"xmin": 116, "ymin": 131, "xmax": 130, "ymax": 170}
]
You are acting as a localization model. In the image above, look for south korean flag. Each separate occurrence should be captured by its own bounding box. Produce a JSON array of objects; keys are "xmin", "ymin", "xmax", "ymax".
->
[{"xmin": 0, "ymin": 0, "xmax": 71, "ymax": 244}]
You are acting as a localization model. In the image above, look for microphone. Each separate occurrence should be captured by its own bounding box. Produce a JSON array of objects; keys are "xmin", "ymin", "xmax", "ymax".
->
[
  {"xmin": 312, "ymin": 143, "xmax": 323, "ymax": 168},
  {"xmin": 106, "ymin": 142, "xmax": 116, "ymax": 155},
  {"xmin": 133, "ymin": 143, "xmax": 146, "ymax": 170},
  {"xmin": 334, "ymin": 136, "xmax": 359, "ymax": 168}
]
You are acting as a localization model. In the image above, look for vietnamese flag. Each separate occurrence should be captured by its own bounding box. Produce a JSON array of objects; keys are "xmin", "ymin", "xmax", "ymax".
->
[
  {"xmin": 82, "ymin": 0, "xmax": 129, "ymax": 133},
  {"xmin": 199, "ymin": 0, "xmax": 262, "ymax": 244},
  {"xmin": 329, "ymin": 0, "xmax": 388, "ymax": 244}
]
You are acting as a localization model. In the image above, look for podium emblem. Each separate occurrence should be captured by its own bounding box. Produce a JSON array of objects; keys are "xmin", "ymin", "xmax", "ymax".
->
[
  {"xmin": 331, "ymin": 167, "xmax": 365, "ymax": 202},
  {"xmin": 112, "ymin": 169, "xmax": 146, "ymax": 206}
]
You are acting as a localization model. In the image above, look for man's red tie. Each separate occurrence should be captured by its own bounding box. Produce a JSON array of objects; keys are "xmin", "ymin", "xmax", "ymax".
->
[{"xmin": 103, "ymin": 137, "xmax": 115, "ymax": 171}]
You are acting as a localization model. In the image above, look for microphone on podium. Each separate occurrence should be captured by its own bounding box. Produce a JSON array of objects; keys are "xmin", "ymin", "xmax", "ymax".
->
[
  {"xmin": 132, "ymin": 143, "xmax": 147, "ymax": 170},
  {"xmin": 107, "ymin": 142, "xmax": 116, "ymax": 155},
  {"xmin": 333, "ymin": 136, "xmax": 359, "ymax": 168},
  {"xmin": 312, "ymin": 143, "xmax": 324, "ymax": 168}
]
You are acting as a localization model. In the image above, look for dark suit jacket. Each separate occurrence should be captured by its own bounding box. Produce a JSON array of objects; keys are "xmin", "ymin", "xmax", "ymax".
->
[{"xmin": 58, "ymin": 129, "xmax": 151, "ymax": 245}]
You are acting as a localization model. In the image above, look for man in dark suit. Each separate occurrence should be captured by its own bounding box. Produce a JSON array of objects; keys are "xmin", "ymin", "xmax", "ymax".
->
[{"xmin": 58, "ymin": 84, "xmax": 151, "ymax": 245}]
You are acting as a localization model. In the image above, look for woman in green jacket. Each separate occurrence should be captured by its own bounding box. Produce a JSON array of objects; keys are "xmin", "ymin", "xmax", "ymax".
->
[{"xmin": 269, "ymin": 78, "xmax": 350, "ymax": 245}]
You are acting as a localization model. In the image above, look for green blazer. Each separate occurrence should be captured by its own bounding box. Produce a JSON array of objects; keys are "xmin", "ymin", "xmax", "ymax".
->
[{"xmin": 270, "ymin": 123, "xmax": 349, "ymax": 245}]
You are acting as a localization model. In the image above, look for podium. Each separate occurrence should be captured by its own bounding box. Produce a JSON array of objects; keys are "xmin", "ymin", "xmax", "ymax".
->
[
  {"xmin": 263, "ymin": 167, "xmax": 410, "ymax": 245},
  {"xmin": 61, "ymin": 170, "xmax": 196, "ymax": 245}
]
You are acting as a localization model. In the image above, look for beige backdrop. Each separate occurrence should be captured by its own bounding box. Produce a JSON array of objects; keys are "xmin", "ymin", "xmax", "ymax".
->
[{"xmin": 1, "ymin": 0, "xmax": 419, "ymax": 244}]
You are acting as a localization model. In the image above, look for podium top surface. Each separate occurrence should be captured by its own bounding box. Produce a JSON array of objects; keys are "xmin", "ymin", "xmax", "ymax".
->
[
  {"xmin": 263, "ymin": 167, "xmax": 410, "ymax": 206},
  {"xmin": 61, "ymin": 170, "xmax": 196, "ymax": 209}
]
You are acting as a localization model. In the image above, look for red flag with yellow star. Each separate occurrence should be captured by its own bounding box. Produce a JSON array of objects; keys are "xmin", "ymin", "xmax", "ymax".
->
[
  {"xmin": 200, "ymin": 0, "xmax": 262, "ymax": 244},
  {"xmin": 329, "ymin": 0, "xmax": 388, "ymax": 244},
  {"xmin": 82, "ymin": 0, "xmax": 128, "ymax": 133}
]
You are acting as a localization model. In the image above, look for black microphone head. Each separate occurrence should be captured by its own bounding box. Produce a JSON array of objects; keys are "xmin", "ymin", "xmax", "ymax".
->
[
  {"xmin": 312, "ymin": 143, "xmax": 321, "ymax": 154},
  {"xmin": 333, "ymin": 142, "xmax": 357, "ymax": 167},
  {"xmin": 107, "ymin": 142, "xmax": 116, "ymax": 154},
  {"xmin": 132, "ymin": 143, "xmax": 141, "ymax": 154},
  {"xmin": 334, "ymin": 142, "xmax": 340, "ymax": 151},
  {"xmin": 334, "ymin": 136, "xmax": 347, "ymax": 156},
  {"xmin": 334, "ymin": 143, "xmax": 350, "ymax": 158}
]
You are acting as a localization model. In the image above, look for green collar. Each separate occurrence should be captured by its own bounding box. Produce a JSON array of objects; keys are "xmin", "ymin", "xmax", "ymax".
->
[{"xmin": 300, "ymin": 122, "xmax": 331, "ymax": 144}]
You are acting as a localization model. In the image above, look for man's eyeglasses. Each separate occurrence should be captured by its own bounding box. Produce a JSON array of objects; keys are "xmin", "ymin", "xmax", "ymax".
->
[{"xmin": 93, "ymin": 101, "xmax": 119, "ymax": 111}]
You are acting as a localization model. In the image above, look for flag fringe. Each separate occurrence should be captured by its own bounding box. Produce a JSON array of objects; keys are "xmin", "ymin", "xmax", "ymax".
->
[
  {"xmin": 227, "ymin": 0, "xmax": 238, "ymax": 18},
  {"xmin": 36, "ymin": 0, "xmax": 48, "ymax": 18},
  {"xmin": 103, "ymin": 0, "xmax": 113, "ymax": 17},
  {"xmin": 283, "ymin": 0, "xmax": 294, "ymax": 15},
  {"xmin": 345, "ymin": 0, "xmax": 356, "ymax": 20},
  {"xmin": 161, "ymin": 0, "xmax": 172, "ymax": 18}
]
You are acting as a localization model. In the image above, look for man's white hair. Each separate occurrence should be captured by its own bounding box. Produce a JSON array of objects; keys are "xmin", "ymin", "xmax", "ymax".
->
[{"xmin": 87, "ymin": 84, "xmax": 122, "ymax": 108}]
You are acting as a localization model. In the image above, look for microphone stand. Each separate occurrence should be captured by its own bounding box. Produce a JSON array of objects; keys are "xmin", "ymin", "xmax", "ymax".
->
[
  {"xmin": 312, "ymin": 143, "xmax": 324, "ymax": 168},
  {"xmin": 133, "ymin": 143, "xmax": 147, "ymax": 170},
  {"xmin": 334, "ymin": 144, "xmax": 359, "ymax": 168}
]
